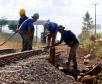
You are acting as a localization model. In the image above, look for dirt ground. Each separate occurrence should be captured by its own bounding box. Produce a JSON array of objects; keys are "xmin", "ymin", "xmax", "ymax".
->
[
  {"xmin": 0, "ymin": 41, "xmax": 102, "ymax": 83},
  {"xmin": 0, "ymin": 41, "xmax": 21, "ymax": 49},
  {"xmin": 0, "ymin": 41, "xmax": 101, "ymax": 70}
]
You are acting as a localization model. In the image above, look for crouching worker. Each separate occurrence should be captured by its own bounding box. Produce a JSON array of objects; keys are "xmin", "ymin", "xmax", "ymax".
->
[
  {"xmin": 50, "ymin": 25, "xmax": 79, "ymax": 72},
  {"xmin": 18, "ymin": 13, "xmax": 39, "ymax": 51}
]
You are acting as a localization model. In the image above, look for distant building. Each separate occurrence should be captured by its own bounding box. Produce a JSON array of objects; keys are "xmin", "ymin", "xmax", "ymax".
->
[
  {"xmin": 7, "ymin": 20, "xmax": 47, "ymax": 25},
  {"xmin": 7, "ymin": 20, "xmax": 18, "ymax": 25},
  {"xmin": 7, "ymin": 20, "xmax": 48, "ymax": 43}
]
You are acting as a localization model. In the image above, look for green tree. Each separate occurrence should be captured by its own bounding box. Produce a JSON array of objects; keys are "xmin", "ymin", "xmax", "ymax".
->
[
  {"xmin": 8, "ymin": 24, "xmax": 17, "ymax": 32},
  {"xmin": 0, "ymin": 17, "xmax": 8, "ymax": 32},
  {"xmin": 78, "ymin": 11, "xmax": 94, "ymax": 42},
  {"xmin": 96, "ymin": 33, "xmax": 102, "ymax": 40},
  {"xmin": 83, "ymin": 11, "xmax": 94, "ymax": 32}
]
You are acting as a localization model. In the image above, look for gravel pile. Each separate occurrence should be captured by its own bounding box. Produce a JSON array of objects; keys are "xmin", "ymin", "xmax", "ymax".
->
[{"xmin": 0, "ymin": 55, "xmax": 79, "ymax": 84}]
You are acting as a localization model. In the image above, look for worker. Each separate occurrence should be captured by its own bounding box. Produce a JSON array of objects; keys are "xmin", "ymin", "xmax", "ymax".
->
[
  {"xmin": 16, "ymin": 9, "xmax": 28, "ymax": 32},
  {"xmin": 44, "ymin": 21, "xmax": 58, "ymax": 64},
  {"xmin": 49, "ymin": 25, "xmax": 79, "ymax": 72},
  {"xmin": 18, "ymin": 13, "xmax": 39, "ymax": 51},
  {"xmin": 44, "ymin": 21, "xmax": 58, "ymax": 47}
]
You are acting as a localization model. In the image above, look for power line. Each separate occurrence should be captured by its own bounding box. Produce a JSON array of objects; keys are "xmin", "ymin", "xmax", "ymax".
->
[
  {"xmin": 95, "ymin": 3, "xmax": 96, "ymax": 35},
  {"xmin": 91, "ymin": 3, "xmax": 97, "ymax": 35}
]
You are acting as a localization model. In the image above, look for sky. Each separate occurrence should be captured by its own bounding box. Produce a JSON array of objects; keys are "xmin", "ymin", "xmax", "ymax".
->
[{"xmin": 0, "ymin": 0, "xmax": 102, "ymax": 36}]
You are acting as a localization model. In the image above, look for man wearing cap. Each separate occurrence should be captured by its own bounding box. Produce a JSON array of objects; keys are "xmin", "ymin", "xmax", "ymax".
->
[
  {"xmin": 50, "ymin": 25, "xmax": 79, "ymax": 72},
  {"xmin": 18, "ymin": 13, "xmax": 39, "ymax": 51},
  {"xmin": 44, "ymin": 21, "xmax": 58, "ymax": 64},
  {"xmin": 44, "ymin": 21, "xmax": 58, "ymax": 47},
  {"xmin": 16, "ymin": 9, "xmax": 28, "ymax": 32}
]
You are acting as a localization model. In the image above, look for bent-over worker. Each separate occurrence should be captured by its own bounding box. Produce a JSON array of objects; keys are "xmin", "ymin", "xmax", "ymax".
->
[
  {"xmin": 44, "ymin": 21, "xmax": 58, "ymax": 47},
  {"xmin": 50, "ymin": 25, "xmax": 79, "ymax": 71}
]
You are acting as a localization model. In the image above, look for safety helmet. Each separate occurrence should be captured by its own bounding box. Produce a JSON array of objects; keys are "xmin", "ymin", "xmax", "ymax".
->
[
  {"xmin": 57, "ymin": 25, "xmax": 65, "ymax": 30},
  {"xmin": 32, "ymin": 13, "xmax": 39, "ymax": 20},
  {"xmin": 19, "ymin": 9, "xmax": 25, "ymax": 15}
]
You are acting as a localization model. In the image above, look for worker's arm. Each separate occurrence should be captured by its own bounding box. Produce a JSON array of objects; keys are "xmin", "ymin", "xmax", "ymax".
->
[
  {"xmin": 46, "ymin": 41, "xmax": 62, "ymax": 49},
  {"xmin": 45, "ymin": 32, "xmax": 50, "ymax": 37},
  {"xmin": 47, "ymin": 34, "xmax": 63, "ymax": 48},
  {"xmin": 16, "ymin": 24, "xmax": 19, "ymax": 32},
  {"xmin": 28, "ymin": 27, "xmax": 33, "ymax": 40},
  {"xmin": 16, "ymin": 18, "xmax": 21, "ymax": 32},
  {"xmin": 53, "ymin": 41, "xmax": 62, "ymax": 46},
  {"xmin": 27, "ymin": 20, "xmax": 34, "ymax": 40},
  {"xmin": 52, "ymin": 34, "xmax": 63, "ymax": 47}
]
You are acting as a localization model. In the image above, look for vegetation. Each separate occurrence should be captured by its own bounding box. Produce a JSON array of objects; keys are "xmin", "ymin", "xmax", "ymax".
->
[
  {"xmin": 0, "ymin": 17, "xmax": 8, "ymax": 32},
  {"xmin": 79, "ymin": 11, "xmax": 102, "ymax": 60},
  {"xmin": 78, "ymin": 11, "xmax": 94, "ymax": 43},
  {"xmin": 0, "ymin": 32, "xmax": 42, "ymax": 48},
  {"xmin": 8, "ymin": 24, "xmax": 17, "ymax": 32},
  {"xmin": 0, "ymin": 32, "xmax": 21, "ymax": 42}
]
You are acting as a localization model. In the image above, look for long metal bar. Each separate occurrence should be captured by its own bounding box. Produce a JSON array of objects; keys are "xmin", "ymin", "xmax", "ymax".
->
[{"xmin": 0, "ymin": 32, "xmax": 16, "ymax": 46}]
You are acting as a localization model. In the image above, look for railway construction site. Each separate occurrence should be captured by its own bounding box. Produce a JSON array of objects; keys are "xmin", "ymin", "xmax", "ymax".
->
[
  {"xmin": 0, "ymin": 19, "xmax": 101, "ymax": 84},
  {"xmin": 0, "ymin": 47, "xmax": 78, "ymax": 84},
  {"xmin": 0, "ymin": 44, "xmax": 101, "ymax": 84}
]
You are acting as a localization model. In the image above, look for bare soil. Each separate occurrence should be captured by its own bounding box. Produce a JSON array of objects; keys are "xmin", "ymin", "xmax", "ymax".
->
[{"xmin": 0, "ymin": 41, "xmax": 21, "ymax": 49}]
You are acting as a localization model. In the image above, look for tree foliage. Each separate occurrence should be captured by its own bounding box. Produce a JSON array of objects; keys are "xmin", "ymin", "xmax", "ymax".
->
[
  {"xmin": 8, "ymin": 24, "xmax": 17, "ymax": 32},
  {"xmin": 82, "ymin": 11, "xmax": 94, "ymax": 33},
  {"xmin": 78, "ymin": 11, "xmax": 94, "ymax": 42},
  {"xmin": 96, "ymin": 33, "xmax": 102, "ymax": 40},
  {"xmin": 0, "ymin": 17, "xmax": 8, "ymax": 32}
]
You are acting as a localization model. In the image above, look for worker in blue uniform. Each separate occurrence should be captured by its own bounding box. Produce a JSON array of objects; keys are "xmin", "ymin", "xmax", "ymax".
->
[
  {"xmin": 44, "ymin": 21, "xmax": 58, "ymax": 64},
  {"xmin": 16, "ymin": 9, "xmax": 28, "ymax": 32},
  {"xmin": 18, "ymin": 13, "xmax": 39, "ymax": 51},
  {"xmin": 44, "ymin": 21, "xmax": 58, "ymax": 47},
  {"xmin": 50, "ymin": 25, "xmax": 79, "ymax": 72}
]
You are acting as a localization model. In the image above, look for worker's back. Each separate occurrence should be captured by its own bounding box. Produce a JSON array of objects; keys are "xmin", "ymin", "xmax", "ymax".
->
[
  {"xmin": 60, "ymin": 30, "xmax": 79, "ymax": 47},
  {"xmin": 48, "ymin": 22, "xmax": 58, "ymax": 32},
  {"xmin": 44, "ymin": 22, "xmax": 58, "ymax": 33},
  {"xmin": 19, "ymin": 19, "xmax": 34, "ymax": 33}
]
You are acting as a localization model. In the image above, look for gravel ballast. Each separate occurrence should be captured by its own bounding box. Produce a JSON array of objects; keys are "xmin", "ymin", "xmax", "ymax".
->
[{"xmin": 0, "ymin": 54, "xmax": 80, "ymax": 84}]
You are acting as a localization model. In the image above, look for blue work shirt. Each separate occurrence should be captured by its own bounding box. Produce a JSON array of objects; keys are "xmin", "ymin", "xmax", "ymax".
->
[
  {"xmin": 18, "ymin": 15, "xmax": 28, "ymax": 27},
  {"xmin": 60, "ymin": 30, "xmax": 79, "ymax": 47},
  {"xmin": 19, "ymin": 19, "xmax": 34, "ymax": 33},
  {"xmin": 48, "ymin": 22, "xmax": 58, "ymax": 33}
]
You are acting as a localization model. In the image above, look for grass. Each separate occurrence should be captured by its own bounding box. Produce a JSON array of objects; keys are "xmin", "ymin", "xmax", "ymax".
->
[
  {"xmin": 0, "ymin": 32, "xmax": 46, "ymax": 48},
  {"xmin": 80, "ymin": 39, "xmax": 102, "ymax": 83},
  {"xmin": 0, "ymin": 32, "xmax": 22, "ymax": 42}
]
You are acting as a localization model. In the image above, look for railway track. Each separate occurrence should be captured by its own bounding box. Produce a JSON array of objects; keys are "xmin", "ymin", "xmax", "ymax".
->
[
  {"xmin": 0, "ymin": 49, "xmax": 48, "ymax": 67},
  {"xmin": 0, "ymin": 48, "xmax": 16, "ymax": 55},
  {"xmin": 0, "ymin": 48, "xmax": 101, "ymax": 84},
  {"xmin": 0, "ymin": 48, "xmax": 78, "ymax": 84}
]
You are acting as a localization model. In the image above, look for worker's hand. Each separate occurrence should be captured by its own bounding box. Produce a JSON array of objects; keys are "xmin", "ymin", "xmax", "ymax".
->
[
  {"xmin": 42, "ymin": 33, "xmax": 50, "ymax": 38},
  {"xmin": 16, "ymin": 28, "xmax": 19, "ymax": 32}
]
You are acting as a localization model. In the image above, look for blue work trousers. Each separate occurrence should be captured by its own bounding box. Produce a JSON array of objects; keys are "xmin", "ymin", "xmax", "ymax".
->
[{"xmin": 20, "ymin": 32, "xmax": 31, "ymax": 51}]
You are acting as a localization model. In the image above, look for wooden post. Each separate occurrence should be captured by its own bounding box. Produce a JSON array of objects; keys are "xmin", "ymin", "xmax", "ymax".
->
[
  {"xmin": 49, "ymin": 47, "xmax": 55, "ymax": 65},
  {"xmin": 49, "ymin": 32, "xmax": 56, "ymax": 65}
]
